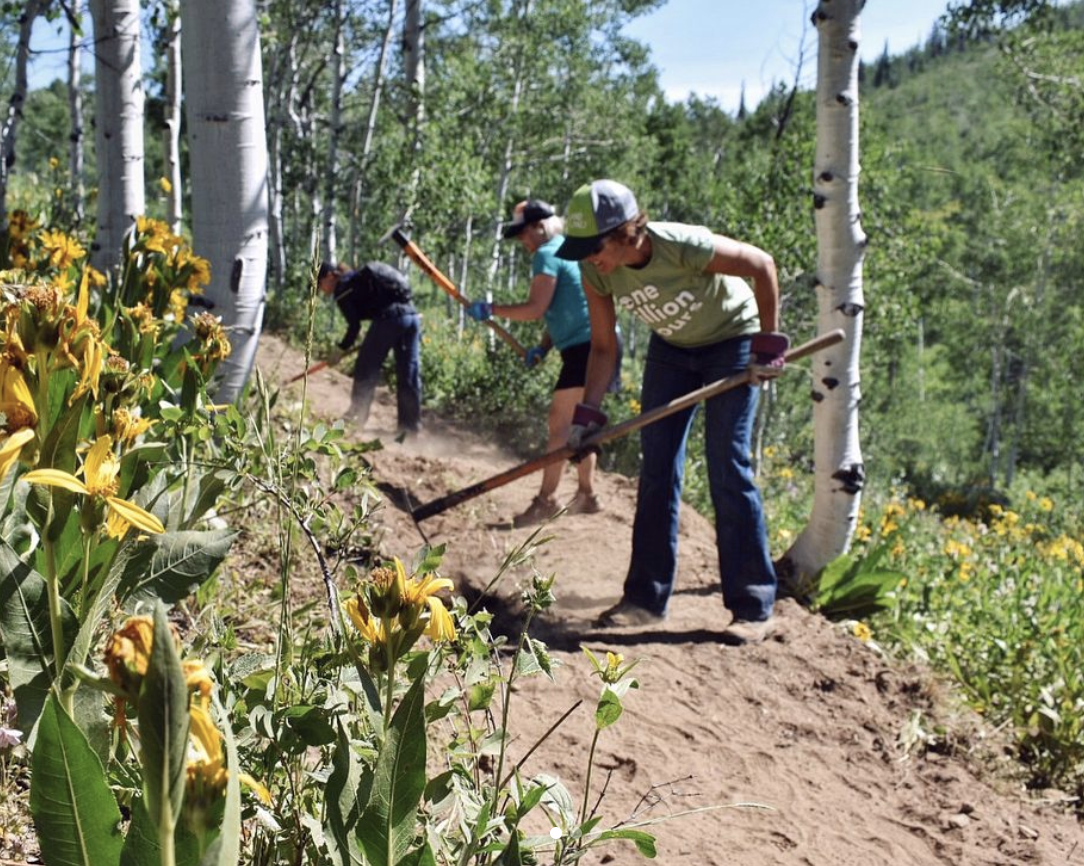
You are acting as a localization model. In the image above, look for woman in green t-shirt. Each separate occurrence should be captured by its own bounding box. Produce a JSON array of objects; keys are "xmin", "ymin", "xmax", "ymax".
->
[{"xmin": 556, "ymin": 179, "xmax": 788, "ymax": 646}]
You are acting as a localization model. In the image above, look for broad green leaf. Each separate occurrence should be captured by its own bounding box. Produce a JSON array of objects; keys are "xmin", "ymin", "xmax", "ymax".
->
[
  {"xmin": 357, "ymin": 676, "xmax": 428, "ymax": 866},
  {"xmin": 120, "ymin": 797, "xmax": 201, "ymax": 866},
  {"xmin": 591, "ymin": 828, "xmax": 657, "ymax": 858},
  {"xmin": 399, "ymin": 842, "xmax": 437, "ymax": 866},
  {"xmin": 0, "ymin": 541, "xmax": 77, "ymax": 732},
  {"xmin": 325, "ymin": 721, "xmax": 368, "ymax": 866},
  {"xmin": 278, "ymin": 704, "xmax": 337, "ymax": 748},
  {"xmin": 117, "ymin": 529, "xmax": 236, "ymax": 608},
  {"xmin": 118, "ymin": 442, "xmax": 169, "ymax": 502},
  {"xmin": 595, "ymin": 688, "xmax": 624, "ymax": 730},
  {"xmin": 30, "ymin": 695, "xmax": 124, "ymax": 866},
  {"xmin": 138, "ymin": 604, "xmax": 190, "ymax": 835}
]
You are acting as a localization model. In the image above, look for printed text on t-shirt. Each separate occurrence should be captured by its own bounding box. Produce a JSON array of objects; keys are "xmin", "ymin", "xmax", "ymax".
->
[{"xmin": 616, "ymin": 285, "xmax": 702, "ymax": 338}]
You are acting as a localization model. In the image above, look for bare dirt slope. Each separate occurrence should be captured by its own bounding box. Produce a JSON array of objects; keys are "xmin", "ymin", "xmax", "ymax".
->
[{"xmin": 262, "ymin": 335, "xmax": 1084, "ymax": 866}]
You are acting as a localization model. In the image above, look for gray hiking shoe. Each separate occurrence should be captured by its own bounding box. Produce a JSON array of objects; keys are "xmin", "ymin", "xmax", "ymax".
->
[
  {"xmin": 593, "ymin": 600, "xmax": 666, "ymax": 629},
  {"xmin": 720, "ymin": 616, "xmax": 775, "ymax": 646}
]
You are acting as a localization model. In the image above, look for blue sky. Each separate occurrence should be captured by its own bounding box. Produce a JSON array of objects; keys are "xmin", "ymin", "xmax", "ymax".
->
[
  {"xmin": 624, "ymin": 0, "xmax": 956, "ymax": 111},
  {"xmin": 29, "ymin": 0, "xmax": 953, "ymax": 107}
]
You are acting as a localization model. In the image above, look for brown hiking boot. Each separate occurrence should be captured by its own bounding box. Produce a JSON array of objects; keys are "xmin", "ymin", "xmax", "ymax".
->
[
  {"xmin": 512, "ymin": 495, "xmax": 561, "ymax": 528},
  {"xmin": 720, "ymin": 616, "xmax": 775, "ymax": 646},
  {"xmin": 566, "ymin": 491, "xmax": 601, "ymax": 515}
]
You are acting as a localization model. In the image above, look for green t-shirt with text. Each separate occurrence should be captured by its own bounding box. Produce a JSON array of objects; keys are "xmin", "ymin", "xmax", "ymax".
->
[{"xmin": 581, "ymin": 222, "xmax": 761, "ymax": 347}]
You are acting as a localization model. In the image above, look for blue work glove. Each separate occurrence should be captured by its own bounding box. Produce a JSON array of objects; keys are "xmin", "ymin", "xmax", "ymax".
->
[
  {"xmin": 524, "ymin": 345, "xmax": 549, "ymax": 368},
  {"xmin": 749, "ymin": 331, "xmax": 789, "ymax": 380},
  {"xmin": 465, "ymin": 300, "xmax": 493, "ymax": 322},
  {"xmin": 568, "ymin": 403, "xmax": 608, "ymax": 451}
]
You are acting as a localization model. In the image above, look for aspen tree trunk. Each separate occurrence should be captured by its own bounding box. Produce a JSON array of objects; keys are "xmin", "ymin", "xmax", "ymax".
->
[
  {"xmin": 354, "ymin": 0, "xmax": 398, "ymax": 244},
  {"xmin": 485, "ymin": 0, "xmax": 534, "ymax": 294},
  {"xmin": 782, "ymin": 0, "xmax": 866, "ymax": 583},
  {"xmin": 400, "ymin": 0, "xmax": 426, "ymax": 226},
  {"xmin": 321, "ymin": 0, "xmax": 346, "ymax": 262},
  {"xmin": 163, "ymin": 1, "xmax": 183, "ymax": 234},
  {"xmin": 0, "ymin": 0, "xmax": 48, "ymax": 227},
  {"xmin": 89, "ymin": 0, "xmax": 146, "ymax": 272},
  {"xmin": 265, "ymin": 31, "xmax": 300, "ymax": 292},
  {"xmin": 67, "ymin": 10, "xmax": 86, "ymax": 226},
  {"xmin": 181, "ymin": 0, "xmax": 270, "ymax": 403}
]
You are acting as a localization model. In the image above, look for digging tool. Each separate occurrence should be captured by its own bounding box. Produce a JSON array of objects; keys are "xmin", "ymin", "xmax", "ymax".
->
[
  {"xmin": 285, "ymin": 344, "xmax": 361, "ymax": 385},
  {"xmin": 387, "ymin": 227, "xmax": 528, "ymax": 359},
  {"xmin": 411, "ymin": 328, "xmax": 845, "ymax": 522}
]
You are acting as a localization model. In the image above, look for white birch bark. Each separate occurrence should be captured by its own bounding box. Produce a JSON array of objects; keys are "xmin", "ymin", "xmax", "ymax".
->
[
  {"xmin": 0, "ymin": 0, "xmax": 48, "ymax": 227},
  {"xmin": 68, "ymin": 10, "xmax": 86, "ymax": 226},
  {"xmin": 321, "ymin": 0, "xmax": 346, "ymax": 262},
  {"xmin": 181, "ymin": 0, "xmax": 270, "ymax": 403},
  {"xmin": 353, "ymin": 0, "xmax": 398, "ymax": 247},
  {"xmin": 783, "ymin": 0, "xmax": 866, "ymax": 581},
  {"xmin": 163, "ymin": 2, "xmax": 183, "ymax": 234},
  {"xmin": 89, "ymin": 0, "xmax": 146, "ymax": 272},
  {"xmin": 400, "ymin": 0, "xmax": 426, "ymax": 225},
  {"xmin": 485, "ymin": 0, "xmax": 533, "ymax": 294}
]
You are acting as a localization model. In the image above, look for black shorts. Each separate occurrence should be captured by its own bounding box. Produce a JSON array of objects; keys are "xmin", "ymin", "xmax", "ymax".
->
[{"xmin": 553, "ymin": 338, "xmax": 623, "ymax": 393}]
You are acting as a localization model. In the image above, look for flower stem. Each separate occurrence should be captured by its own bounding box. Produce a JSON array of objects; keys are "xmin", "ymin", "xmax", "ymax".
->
[
  {"xmin": 43, "ymin": 539, "xmax": 70, "ymax": 714},
  {"xmin": 383, "ymin": 637, "xmax": 396, "ymax": 739},
  {"xmin": 158, "ymin": 816, "xmax": 177, "ymax": 866},
  {"xmin": 579, "ymin": 729, "xmax": 602, "ymax": 829}
]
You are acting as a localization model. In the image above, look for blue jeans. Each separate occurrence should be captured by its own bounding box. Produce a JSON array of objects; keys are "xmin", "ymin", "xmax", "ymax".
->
[
  {"xmin": 623, "ymin": 333, "xmax": 776, "ymax": 621},
  {"xmin": 351, "ymin": 312, "xmax": 422, "ymax": 432}
]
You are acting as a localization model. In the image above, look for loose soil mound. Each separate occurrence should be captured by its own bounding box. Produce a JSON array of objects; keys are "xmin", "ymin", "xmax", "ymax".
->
[{"xmin": 262, "ymin": 335, "xmax": 1084, "ymax": 866}]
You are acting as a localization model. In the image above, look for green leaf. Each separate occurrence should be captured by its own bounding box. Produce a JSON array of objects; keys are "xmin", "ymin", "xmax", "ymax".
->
[
  {"xmin": 591, "ymin": 828, "xmax": 657, "ymax": 858},
  {"xmin": 0, "ymin": 541, "xmax": 77, "ymax": 732},
  {"xmin": 399, "ymin": 842, "xmax": 437, "ymax": 866},
  {"xmin": 30, "ymin": 695, "xmax": 124, "ymax": 866},
  {"xmin": 138, "ymin": 604, "xmax": 190, "ymax": 835},
  {"xmin": 117, "ymin": 529, "xmax": 236, "ymax": 607},
  {"xmin": 595, "ymin": 688, "xmax": 624, "ymax": 730},
  {"xmin": 120, "ymin": 797, "xmax": 201, "ymax": 866},
  {"xmin": 325, "ymin": 721, "xmax": 368, "ymax": 866},
  {"xmin": 357, "ymin": 676, "xmax": 428, "ymax": 866},
  {"xmin": 278, "ymin": 704, "xmax": 337, "ymax": 748}
]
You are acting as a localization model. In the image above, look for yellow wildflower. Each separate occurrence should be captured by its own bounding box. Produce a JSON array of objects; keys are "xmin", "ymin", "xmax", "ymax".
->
[
  {"xmin": 112, "ymin": 407, "xmax": 153, "ymax": 444},
  {"xmin": 1039, "ymin": 497, "xmax": 1054, "ymax": 512},
  {"xmin": 86, "ymin": 266, "xmax": 108, "ymax": 288},
  {"xmin": 186, "ymin": 704, "xmax": 271, "ymax": 809},
  {"xmin": 48, "ymin": 157, "xmax": 59, "ymax": 170},
  {"xmin": 104, "ymin": 615, "xmax": 160, "ymax": 699},
  {"xmin": 159, "ymin": 177, "xmax": 172, "ymax": 194},
  {"xmin": 22, "ymin": 435, "xmax": 165, "ymax": 537},
  {"xmin": 401, "ymin": 563, "xmax": 456, "ymax": 641},
  {"xmin": 192, "ymin": 312, "xmax": 231, "ymax": 365},
  {"xmin": 852, "ymin": 622, "xmax": 872, "ymax": 642},
  {"xmin": 345, "ymin": 594, "xmax": 388, "ymax": 646},
  {"xmin": 8, "ymin": 210, "xmax": 40, "ymax": 241},
  {"xmin": 39, "ymin": 229, "xmax": 86, "ymax": 271},
  {"xmin": 0, "ymin": 362, "xmax": 38, "ymax": 484}
]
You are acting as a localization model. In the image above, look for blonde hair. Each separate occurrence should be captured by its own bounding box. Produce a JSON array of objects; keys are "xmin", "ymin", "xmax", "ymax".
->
[{"xmin": 538, "ymin": 214, "xmax": 565, "ymax": 241}]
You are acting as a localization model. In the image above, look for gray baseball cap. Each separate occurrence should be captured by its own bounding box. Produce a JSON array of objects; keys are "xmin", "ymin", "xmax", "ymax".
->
[{"xmin": 556, "ymin": 180, "xmax": 639, "ymax": 260}]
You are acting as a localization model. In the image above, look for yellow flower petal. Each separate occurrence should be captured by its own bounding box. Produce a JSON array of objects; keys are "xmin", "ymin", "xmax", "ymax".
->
[
  {"xmin": 22, "ymin": 467, "xmax": 90, "ymax": 495},
  {"xmin": 424, "ymin": 597, "xmax": 456, "ymax": 641},
  {"xmin": 0, "ymin": 428, "xmax": 36, "ymax": 485},
  {"xmin": 106, "ymin": 496, "xmax": 165, "ymax": 535}
]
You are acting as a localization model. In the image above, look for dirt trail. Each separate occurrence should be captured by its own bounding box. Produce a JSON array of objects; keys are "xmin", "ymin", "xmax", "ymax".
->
[{"xmin": 261, "ymin": 335, "xmax": 1084, "ymax": 866}]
